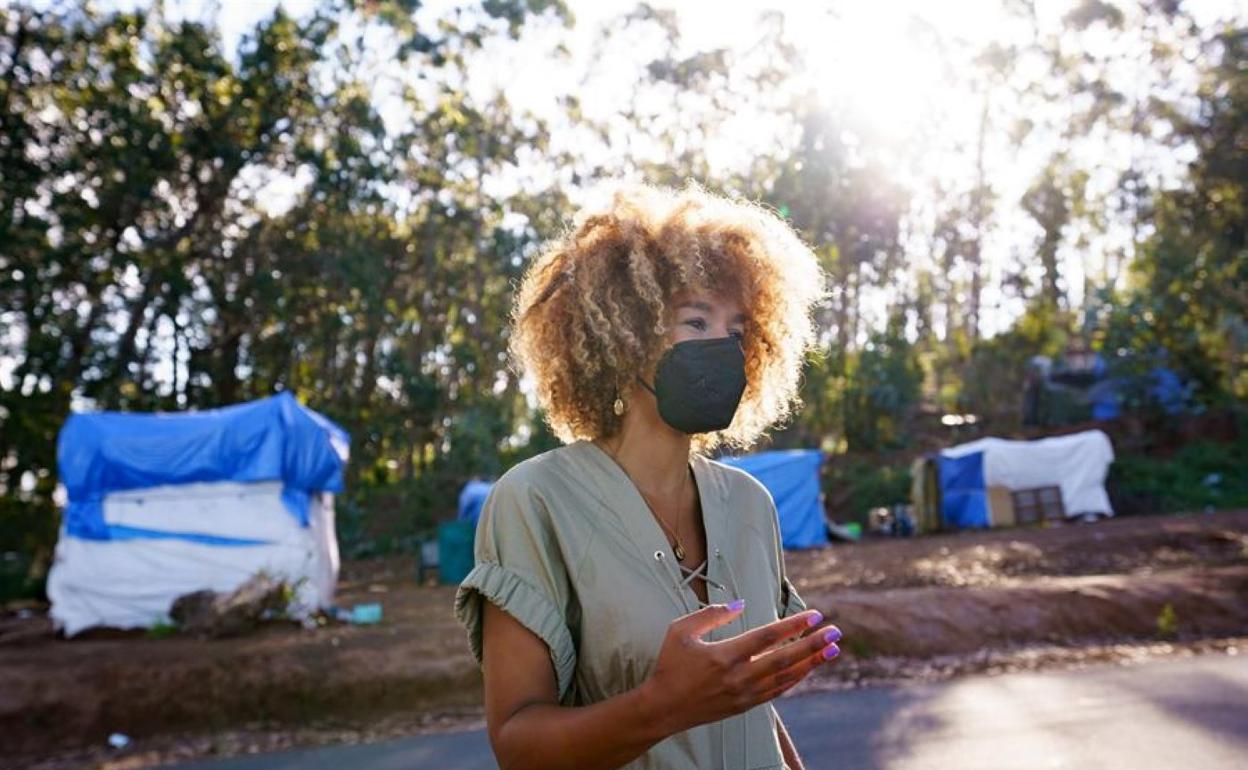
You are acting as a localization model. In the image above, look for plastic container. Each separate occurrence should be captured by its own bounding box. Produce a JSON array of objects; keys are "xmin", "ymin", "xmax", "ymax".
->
[
  {"xmin": 438, "ymin": 520, "xmax": 476, "ymax": 585},
  {"xmin": 351, "ymin": 603, "xmax": 383, "ymax": 624}
]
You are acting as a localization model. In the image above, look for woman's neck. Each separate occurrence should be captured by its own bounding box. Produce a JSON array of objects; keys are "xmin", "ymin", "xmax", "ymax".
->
[{"xmin": 599, "ymin": 417, "xmax": 692, "ymax": 499}]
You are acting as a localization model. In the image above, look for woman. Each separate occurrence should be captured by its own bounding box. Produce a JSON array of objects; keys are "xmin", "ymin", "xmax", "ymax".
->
[{"xmin": 454, "ymin": 184, "xmax": 841, "ymax": 770}]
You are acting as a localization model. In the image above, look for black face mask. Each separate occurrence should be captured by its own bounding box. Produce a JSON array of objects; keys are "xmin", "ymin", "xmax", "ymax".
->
[{"xmin": 637, "ymin": 336, "xmax": 747, "ymax": 434}]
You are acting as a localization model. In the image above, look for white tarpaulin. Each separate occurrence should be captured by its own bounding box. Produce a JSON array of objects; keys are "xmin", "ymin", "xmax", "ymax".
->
[
  {"xmin": 47, "ymin": 480, "xmax": 339, "ymax": 636},
  {"xmin": 942, "ymin": 429, "xmax": 1115, "ymax": 518}
]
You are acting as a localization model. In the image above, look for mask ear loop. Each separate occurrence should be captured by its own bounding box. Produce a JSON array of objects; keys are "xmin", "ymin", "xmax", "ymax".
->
[{"xmin": 636, "ymin": 345, "xmax": 669, "ymax": 396}]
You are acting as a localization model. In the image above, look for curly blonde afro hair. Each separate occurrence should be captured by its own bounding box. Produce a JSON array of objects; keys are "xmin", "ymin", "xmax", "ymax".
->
[{"xmin": 509, "ymin": 183, "xmax": 827, "ymax": 455}]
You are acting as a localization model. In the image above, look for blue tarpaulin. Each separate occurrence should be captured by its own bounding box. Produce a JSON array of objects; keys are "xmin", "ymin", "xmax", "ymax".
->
[
  {"xmin": 718, "ymin": 449, "xmax": 828, "ymax": 549},
  {"xmin": 58, "ymin": 392, "xmax": 350, "ymax": 542},
  {"xmin": 457, "ymin": 479, "xmax": 494, "ymax": 525},
  {"xmin": 458, "ymin": 448, "xmax": 829, "ymax": 549},
  {"xmin": 1087, "ymin": 364, "xmax": 1187, "ymax": 421},
  {"xmin": 937, "ymin": 451, "xmax": 990, "ymax": 529},
  {"xmin": 1149, "ymin": 367, "xmax": 1186, "ymax": 414}
]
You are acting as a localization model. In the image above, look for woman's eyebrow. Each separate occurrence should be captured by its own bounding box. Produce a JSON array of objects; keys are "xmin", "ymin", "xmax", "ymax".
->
[{"xmin": 677, "ymin": 301, "xmax": 713, "ymax": 312}]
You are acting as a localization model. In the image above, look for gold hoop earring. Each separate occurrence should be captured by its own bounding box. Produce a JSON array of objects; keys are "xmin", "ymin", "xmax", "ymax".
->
[{"xmin": 613, "ymin": 395, "xmax": 625, "ymax": 416}]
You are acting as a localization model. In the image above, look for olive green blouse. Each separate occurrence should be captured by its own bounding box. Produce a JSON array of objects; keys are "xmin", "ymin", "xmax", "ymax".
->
[{"xmin": 454, "ymin": 439, "xmax": 807, "ymax": 770}]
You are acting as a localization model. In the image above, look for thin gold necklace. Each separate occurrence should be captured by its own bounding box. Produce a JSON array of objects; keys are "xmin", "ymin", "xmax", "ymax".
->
[
  {"xmin": 598, "ymin": 439, "xmax": 691, "ymax": 562},
  {"xmin": 636, "ymin": 480, "xmax": 691, "ymax": 562}
]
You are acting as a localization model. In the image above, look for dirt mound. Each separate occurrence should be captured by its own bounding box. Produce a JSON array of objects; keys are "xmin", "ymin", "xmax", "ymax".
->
[
  {"xmin": 786, "ymin": 510, "xmax": 1248, "ymax": 591},
  {"xmin": 812, "ymin": 565, "xmax": 1248, "ymax": 659}
]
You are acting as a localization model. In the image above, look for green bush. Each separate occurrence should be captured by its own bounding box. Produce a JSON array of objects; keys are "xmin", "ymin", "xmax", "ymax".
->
[
  {"xmin": 1156, "ymin": 603, "xmax": 1178, "ymax": 640},
  {"xmin": 825, "ymin": 458, "xmax": 913, "ymax": 525},
  {"xmin": 0, "ymin": 496, "xmax": 55, "ymax": 605},
  {"xmin": 0, "ymin": 550, "xmax": 41, "ymax": 605},
  {"xmin": 1110, "ymin": 437, "xmax": 1248, "ymax": 514},
  {"xmin": 336, "ymin": 425, "xmax": 560, "ymax": 560}
]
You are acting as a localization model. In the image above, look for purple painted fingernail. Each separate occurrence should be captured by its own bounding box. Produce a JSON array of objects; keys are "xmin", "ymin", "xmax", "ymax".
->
[
  {"xmin": 726, "ymin": 599, "xmax": 745, "ymax": 612},
  {"xmin": 806, "ymin": 611, "xmax": 823, "ymax": 627},
  {"xmin": 823, "ymin": 627, "xmax": 842, "ymax": 644},
  {"xmin": 822, "ymin": 644, "xmax": 840, "ymax": 660}
]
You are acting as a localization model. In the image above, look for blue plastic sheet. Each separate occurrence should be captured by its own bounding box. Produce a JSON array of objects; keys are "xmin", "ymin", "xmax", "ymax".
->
[
  {"xmin": 459, "ymin": 449, "xmax": 828, "ymax": 549},
  {"xmin": 1149, "ymin": 367, "xmax": 1185, "ymax": 414},
  {"xmin": 1087, "ymin": 365, "xmax": 1185, "ymax": 421},
  {"xmin": 457, "ymin": 479, "xmax": 494, "ymax": 525},
  {"xmin": 937, "ymin": 452, "xmax": 989, "ymax": 529},
  {"xmin": 718, "ymin": 449, "xmax": 828, "ymax": 549},
  {"xmin": 58, "ymin": 392, "xmax": 350, "ymax": 541}
]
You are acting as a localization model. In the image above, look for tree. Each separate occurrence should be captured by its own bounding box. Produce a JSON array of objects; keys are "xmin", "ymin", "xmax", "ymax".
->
[
  {"xmin": 1121, "ymin": 22, "xmax": 1248, "ymax": 401},
  {"xmin": 0, "ymin": 0, "xmax": 570, "ymax": 589}
]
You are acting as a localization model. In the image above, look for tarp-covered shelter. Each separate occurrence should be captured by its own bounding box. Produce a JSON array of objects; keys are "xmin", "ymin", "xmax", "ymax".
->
[
  {"xmin": 1024, "ymin": 351, "xmax": 1189, "ymax": 427},
  {"xmin": 718, "ymin": 449, "xmax": 828, "ymax": 549},
  {"xmin": 457, "ymin": 479, "xmax": 494, "ymax": 526},
  {"xmin": 457, "ymin": 448, "xmax": 829, "ymax": 549},
  {"xmin": 48, "ymin": 392, "xmax": 349, "ymax": 636},
  {"xmin": 935, "ymin": 429, "xmax": 1114, "ymax": 530}
]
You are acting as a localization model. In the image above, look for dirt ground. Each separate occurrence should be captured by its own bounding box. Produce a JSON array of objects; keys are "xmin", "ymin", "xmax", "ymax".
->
[{"xmin": 3, "ymin": 509, "xmax": 1247, "ymax": 769}]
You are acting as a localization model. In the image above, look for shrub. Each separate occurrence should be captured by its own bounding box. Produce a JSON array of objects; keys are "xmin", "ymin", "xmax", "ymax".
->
[
  {"xmin": 1109, "ymin": 436, "xmax": 1248, "ymax": 515},
  {"xmin": 825, "ymin": 457, "xmax": 913, "ymax": 525}
]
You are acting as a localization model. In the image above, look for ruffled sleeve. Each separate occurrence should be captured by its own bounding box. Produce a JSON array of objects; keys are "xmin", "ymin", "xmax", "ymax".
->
[{"xmin": 453, "ymin": 466, "xmax": 578, "ymax": 701}]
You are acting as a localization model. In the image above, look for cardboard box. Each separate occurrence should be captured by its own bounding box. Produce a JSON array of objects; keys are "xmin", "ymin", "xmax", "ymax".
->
[{"xmin": 988, "ymin": 485, "xmax": 1016, "ymax": 527}]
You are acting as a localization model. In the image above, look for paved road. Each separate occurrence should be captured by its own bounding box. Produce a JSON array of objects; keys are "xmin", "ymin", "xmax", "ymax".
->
[{"xmin": 167, "ymin": 653, "xmax": 1248, "ymax": 770}]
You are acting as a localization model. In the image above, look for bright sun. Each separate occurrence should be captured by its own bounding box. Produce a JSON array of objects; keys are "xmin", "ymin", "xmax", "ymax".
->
[
  {"xmin": 808, "ymin": 6, "xmax": 946, "ymax": 139},
  {"xmin": 791, "ymin": 2, "xmax": 1017, "ymax": 158}
]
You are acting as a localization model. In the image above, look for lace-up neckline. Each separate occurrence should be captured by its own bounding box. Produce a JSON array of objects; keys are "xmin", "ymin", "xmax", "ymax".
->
[{"xmin": 677, "ymin": 556, "xmax": 726, "ymax": 607}]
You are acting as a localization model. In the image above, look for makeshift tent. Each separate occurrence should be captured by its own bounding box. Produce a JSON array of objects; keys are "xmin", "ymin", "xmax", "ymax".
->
[
  {"xmin": 718, "ymin": 449, "xmax": 828, "ymax": 549},
  {"xmin": 456, "ymin": 449, "xmax": 828, "ymax": 549},
  {"xmin": 937, "ymin": 429, "xmax": 1114, "ymax": 529},
  {"xmin": 48, "ymin": 392, "xmax": 349, "ymax": 636},
  {"xmin": 1025, "ymin": 352, "xmax": 1189, "ymax": 426},
  {"xmin": 457, "ymin": 479, "xmax": 494, "ymax": 526}
]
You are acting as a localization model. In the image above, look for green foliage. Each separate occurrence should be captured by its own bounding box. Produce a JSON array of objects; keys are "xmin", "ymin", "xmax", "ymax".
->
[
  {"xmin": 1107, "ymin": 28, "xmax": 1248, "ymax": 404},
  {"xmin": 797, "ymin": 315, "xmax": 923, "ymax": 454},
  {"xmin": 824, "ymin": 458, "xmax": 912, "ymax": 525},
  {"xmin": 842, "ymin": 320, "xmax": 924, "ymax": 452},
  {"xmin": 959, "ymin": 301, "xmax": 1071, "ymax": 426},
  {"xmin": 1156, "ymin": 602, "xmax": 1178, "ymax": 640},
  {"xmin": 145, "ymin": 620, "xmax": 179, "ymax": 640},
  {"xmin": 1110, "ymin": 435, "xmax": 1248, "ymax": 515},
  {"xmin": 337, "ymin": 412, "xmax": 560, "ymax": 559},
  {"xmin": 0, "ymin": 548, "xmax": 40, "ymax": 604}
]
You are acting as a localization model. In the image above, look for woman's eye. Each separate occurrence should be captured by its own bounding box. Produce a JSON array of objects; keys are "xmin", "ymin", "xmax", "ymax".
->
[
  {"xmin": 684, "ymin": 318, "xmax": 707, "ymax": 331},
  {"xmin": 729, "ymin": 329, "xmax": 745, "ymax": 340}
]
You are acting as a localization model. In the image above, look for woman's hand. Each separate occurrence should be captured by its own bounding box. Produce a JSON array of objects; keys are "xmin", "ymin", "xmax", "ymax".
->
[{"xmin": 638, "ymin": 601, "xmax": 840, "ymax": 736}]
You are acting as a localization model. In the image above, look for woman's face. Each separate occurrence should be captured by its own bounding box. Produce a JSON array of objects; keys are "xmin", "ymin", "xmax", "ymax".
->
[{"xmin": 668, "ymin": 290, "xmax": 747, "ymax": 346}]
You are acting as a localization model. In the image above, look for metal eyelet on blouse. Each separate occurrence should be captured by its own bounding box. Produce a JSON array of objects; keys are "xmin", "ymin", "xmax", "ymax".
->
[{"xmin": 654, "ymin": 550, "xmax": 665, "ymax": 561}]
